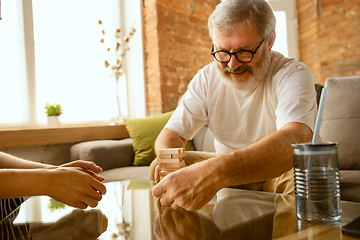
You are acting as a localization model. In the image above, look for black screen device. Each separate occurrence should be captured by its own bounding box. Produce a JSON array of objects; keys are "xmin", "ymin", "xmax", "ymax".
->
[{"xmin": 342, "ymin": 216, "xmax": 360, "ymax": 238}]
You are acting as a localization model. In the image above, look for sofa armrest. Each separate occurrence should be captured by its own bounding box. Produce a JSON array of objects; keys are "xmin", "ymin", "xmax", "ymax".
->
[
  {"xmin": 192, "ymin": 125, "xmax": 215, "ymax": 152},
  {"xmin": 70, "ymin": 138, "xmax": 134, "ymax": 171}
]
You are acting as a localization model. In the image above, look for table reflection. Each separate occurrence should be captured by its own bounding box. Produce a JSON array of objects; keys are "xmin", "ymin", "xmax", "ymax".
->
[
  {"xmin": 154, "ymin": 188, "xmax": 348, "ymax": 240},
  {"xmin": 1, "ymin": 208, "xmax": 107, "ymax": 240},
  {"xmin": 2, "ymin": 180, "xmax": 359, "ymax": 240}
]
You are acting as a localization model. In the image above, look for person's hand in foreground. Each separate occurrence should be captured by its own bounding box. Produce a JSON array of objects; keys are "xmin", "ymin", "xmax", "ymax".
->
[
  {"xmin": 0, "ymin": 151, "xmax": 107, "ymax": 209},
  {"xmin": 48, "ymin": 160, "xmax": 107, "ymax": 209}
]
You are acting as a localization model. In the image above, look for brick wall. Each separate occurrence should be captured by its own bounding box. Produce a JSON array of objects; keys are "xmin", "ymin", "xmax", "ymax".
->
[
  {"xmin": 144, "ymin": 0, "xmax": 218, "ymax": 115},
  {"xmin": 297, "ymin": 0, "xmax": 360, "ymax": 85}
]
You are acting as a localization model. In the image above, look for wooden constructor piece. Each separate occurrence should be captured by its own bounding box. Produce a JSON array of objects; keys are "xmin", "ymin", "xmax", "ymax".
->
[{"xmin": 158, "ymin": 148, "xmax": 186, "ymax": 181}]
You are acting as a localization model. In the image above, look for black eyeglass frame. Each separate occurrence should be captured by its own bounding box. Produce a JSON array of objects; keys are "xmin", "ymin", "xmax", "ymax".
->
[{"xmin": 211, "ymin": 39, "xmax": 265, "ymax": 64}]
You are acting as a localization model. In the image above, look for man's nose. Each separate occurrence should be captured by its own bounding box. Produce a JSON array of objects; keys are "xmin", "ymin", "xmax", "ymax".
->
[{"xmin": 227, "ymin": 55, "xmax": 242, "ymax": 69}]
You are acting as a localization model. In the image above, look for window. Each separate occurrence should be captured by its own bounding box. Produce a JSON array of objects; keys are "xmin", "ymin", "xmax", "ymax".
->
[
  {"xmin": 267, "ymin": 0, "xmax": 299, "ymax": 59},
  {"xmin": 0, "ymin": 0, "xmax": 145, "ymax": 128}
]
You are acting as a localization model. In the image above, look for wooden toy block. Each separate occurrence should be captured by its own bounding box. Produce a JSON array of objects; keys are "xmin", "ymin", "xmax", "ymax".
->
[
  {"xmin": 159, "ymin": 161, "xmax": 185, "ymax": 169},
  {"xmin": 158, "ymin": 157, "xmax": 184, "ymax": 164},
  {"xmin": 172, "ymin": 152, "xmax": 186, "ymax": 158},
  {"xmin": 158, "ymin": 148, "xmax": 185, "ymax": 155},
  {"xmin": 159, "ymin": 152, "xmax": 186, "ymax": 159},
  {"xmin": 160, "ymin": 161, "xmax": 186, "ymax": 171},
  {"xmin": 158, "ymin": 148, "xmax": 186, "ymax": 181},
  {"xmin": 159, "ymin": 154, "xmax": 172, "ymax": 159},
  {"xmin": 159, "ymin": 170, "xmax": 172, "ymax": 177}
]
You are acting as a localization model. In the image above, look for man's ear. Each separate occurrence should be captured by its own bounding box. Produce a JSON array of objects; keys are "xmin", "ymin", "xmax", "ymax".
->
[{"xmin": 267, "ymin": 31, "xmax": 276, "ymax": 52}]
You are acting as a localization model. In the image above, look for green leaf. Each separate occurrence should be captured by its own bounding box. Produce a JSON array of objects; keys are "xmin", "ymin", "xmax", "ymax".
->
[{"xmin": 48, "ymin": 198, "xmax": 66, "ymax": 212}]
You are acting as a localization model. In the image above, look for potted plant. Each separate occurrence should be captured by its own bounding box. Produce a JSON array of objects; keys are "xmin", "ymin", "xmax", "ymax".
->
[{"xmin": 45, "ymin": 103, "xmax": 63, "ymax": 128}]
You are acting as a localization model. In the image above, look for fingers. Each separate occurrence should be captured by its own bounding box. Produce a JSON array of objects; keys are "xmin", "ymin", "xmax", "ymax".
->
[
  {"xmin": 90, "ymin": 178, "xmax": 107, "ymax": 195},
  {"xmin": 76, "ymin": 202, "xmax": 89, "ymax": 209},
  {"xmin": 74, "ymin": 184, "xmax": 105, "ymax": 209},
  {"xmin": 155, "ymin": 165, "xmax": 160, "ymax": 183},
  {"xmin": 170, "ymin": 201, "xmax": 181, "ymax": 210},
  {"xmin": 94, "ymin": 174, "xmax": 105, "ymax": 182},
  {"xmin": 73, "ymin": 189, "xmax": 103, "ymax": 209},
  {"xmin": 72, "ymin": 161, "xmax": 106, "ymax": 182},
  {"xmin": 152, "ymin": 180, "xmax": 166, "ymax": 198},
  {"xmin": 81, "ymin": 173, "xmax": 107, "ymax": 196},
  {"xmin": 152, "ymin": 174, "xmax": 179, "ymax": 208},
  {"xmin": 49, "ymin": 167, "xmax": 107, "ymax": 209},
  {"xmin": 62, "ymin": 160, "xmax": 103, "ymax": 174},
  {"xmin": 82, "ymin": 193, "xmax": 103, "ymax": 208},
  {"xmin": 85, "ymin": 176, "xmax": 107, "ymax": 208},
  {"xmin": 152, "ymin": 179, "xmax": 177, "ymax": 208},
  {"xmin": 70, "ymin": 170, "xmax": 107, "ymax": 208},
  {"xmin": 160, "ymin": 193, "xmax": 174, "ymax": 207},
  {"xmin": 61, "ymin": 161, "xmax": 105, "ymax": 183},
  {"xmin": 154, "ymin": 185, "xmax": 199, "ymax": 211},
  {"xmin": 82, "ymin": 161, "xmax": 103, "ymax": 174},
  {"xmin": 85, "ymin": 169, "xmax": 105, "ymax": 182}
]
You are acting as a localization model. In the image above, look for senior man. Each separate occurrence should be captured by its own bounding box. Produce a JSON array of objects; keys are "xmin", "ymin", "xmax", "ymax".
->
[{"xmin": 152, "ymin": 0, "xmax": 317, "ymax": 211}]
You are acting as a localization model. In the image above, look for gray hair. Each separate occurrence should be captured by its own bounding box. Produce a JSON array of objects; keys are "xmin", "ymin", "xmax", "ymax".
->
[{"xmin": 208, "ymin": 0, "xmax": 276, "ymax": 39}]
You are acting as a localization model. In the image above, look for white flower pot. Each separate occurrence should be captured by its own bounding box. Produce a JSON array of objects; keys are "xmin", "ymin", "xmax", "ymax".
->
[{"xmin": 47, "ymin": 116, "xmax": 59, "ymax": 128}]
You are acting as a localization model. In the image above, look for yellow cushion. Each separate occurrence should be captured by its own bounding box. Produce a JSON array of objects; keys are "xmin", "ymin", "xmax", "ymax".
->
[{"xmin": 124, "ymin": 111, "xmax": 195, "ymax": 166}]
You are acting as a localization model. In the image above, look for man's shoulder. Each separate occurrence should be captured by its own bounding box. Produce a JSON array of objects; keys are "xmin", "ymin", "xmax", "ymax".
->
[
  {"xmin": 269, "ymin": 51, "xmax": 312, "ymax": 80},
  {"xmin": 190, "ymin": 61, "xmax": 219, "ymax": 85},
  {"xmin": 198, "ymin": 61, "xmax": 217, "ymax": 75},
  {"xmin": 270, "ymin": 52, "xmax": 298, "ymax": 70}
]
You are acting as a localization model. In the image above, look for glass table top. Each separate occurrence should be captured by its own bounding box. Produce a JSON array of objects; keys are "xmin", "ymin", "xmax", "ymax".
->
[{"xmin": 1, "ymin": 179, "xmax": 360, "ymax": 240}]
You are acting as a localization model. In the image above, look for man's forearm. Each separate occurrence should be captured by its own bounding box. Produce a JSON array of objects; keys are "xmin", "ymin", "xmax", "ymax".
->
[
  {"xmin": 206, "ymin": 122, "xmax": 313, "ymax": 188},
  {"xmin": 154, "ymin": 128, "xmax": 187, "ymax": 156}
]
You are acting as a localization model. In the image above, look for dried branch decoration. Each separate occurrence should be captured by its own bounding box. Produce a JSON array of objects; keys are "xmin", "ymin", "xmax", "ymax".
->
[
  {"xmin": 98, "ymin": 20, "xmax": 136, "ymax": 122},
  {"xmin": 98, "ymin": 19, "xmax": 136, "ymax": 76}
]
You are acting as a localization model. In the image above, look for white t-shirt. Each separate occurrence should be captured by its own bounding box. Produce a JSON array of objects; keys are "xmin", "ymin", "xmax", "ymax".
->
[{"xmin": 165, "ymin": 51, "xmax": 317, "ymax": 156}]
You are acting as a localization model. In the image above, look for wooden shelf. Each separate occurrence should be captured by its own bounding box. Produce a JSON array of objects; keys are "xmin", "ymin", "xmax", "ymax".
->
[{"xmin": 0, "ymin": 124, "xmax": 130, "ymax": 148}]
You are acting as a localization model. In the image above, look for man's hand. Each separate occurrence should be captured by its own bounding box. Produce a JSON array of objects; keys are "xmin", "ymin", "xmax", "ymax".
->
[
  {"xmin": 154, "ymin": 164, "xmax": 161, "ymax": 183},
  {"xmin": 152, "ymin": 161, "xmax": 220, "ymax": 211}
]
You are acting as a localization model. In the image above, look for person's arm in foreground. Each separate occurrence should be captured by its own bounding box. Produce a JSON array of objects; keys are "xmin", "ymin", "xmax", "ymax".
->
[
  {"xmin": 0, "ymin": 152, "xmax": 106, "ymax": 209},
  {"xmin": 152, "ymin": 122, "xmax": 312, "ymax": 211}
]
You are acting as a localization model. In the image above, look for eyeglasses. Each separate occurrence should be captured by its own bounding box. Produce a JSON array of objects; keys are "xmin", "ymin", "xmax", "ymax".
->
[{"xmin": 211, "ymin": 39, "xmax": 265, "ymax": 64}]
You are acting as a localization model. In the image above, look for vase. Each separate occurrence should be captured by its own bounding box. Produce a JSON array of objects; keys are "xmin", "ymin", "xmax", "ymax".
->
[
  {"xmin": 110, "ymin": 69, "xmax": 125, "ymax": 125},
  {"xmin": 47, "ymin": 116, "xmax": 59, "ymax": 128}
]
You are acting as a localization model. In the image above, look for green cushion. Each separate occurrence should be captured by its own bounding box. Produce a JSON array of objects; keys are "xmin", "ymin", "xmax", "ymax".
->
[{"xmin": 124, "ymin": 111, "xmax": 195, "ymax": 166}]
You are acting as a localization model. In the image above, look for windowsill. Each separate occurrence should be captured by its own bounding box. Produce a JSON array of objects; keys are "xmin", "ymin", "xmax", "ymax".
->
[{"xmin": 0, "ymin": 124, "xmax": 130, "ymax": 149}]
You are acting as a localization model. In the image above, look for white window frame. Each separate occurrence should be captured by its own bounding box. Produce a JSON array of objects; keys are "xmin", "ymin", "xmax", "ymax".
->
[
  {"xmin": 268, "ymin": 0, "xmax": 299, "ymax": 59},
  {"xmin": 121, "ymin": 0, "xmax": 146, "ymax": 119},
  {"xmin": 22, "ymin": 0, "xmax": 37, "ymax": 126}
]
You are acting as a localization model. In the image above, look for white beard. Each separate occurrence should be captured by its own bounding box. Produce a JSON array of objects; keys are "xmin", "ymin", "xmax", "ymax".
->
[{"xmin": 216, "ymin": 49, "xmax": 272, "ymax": 92}]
